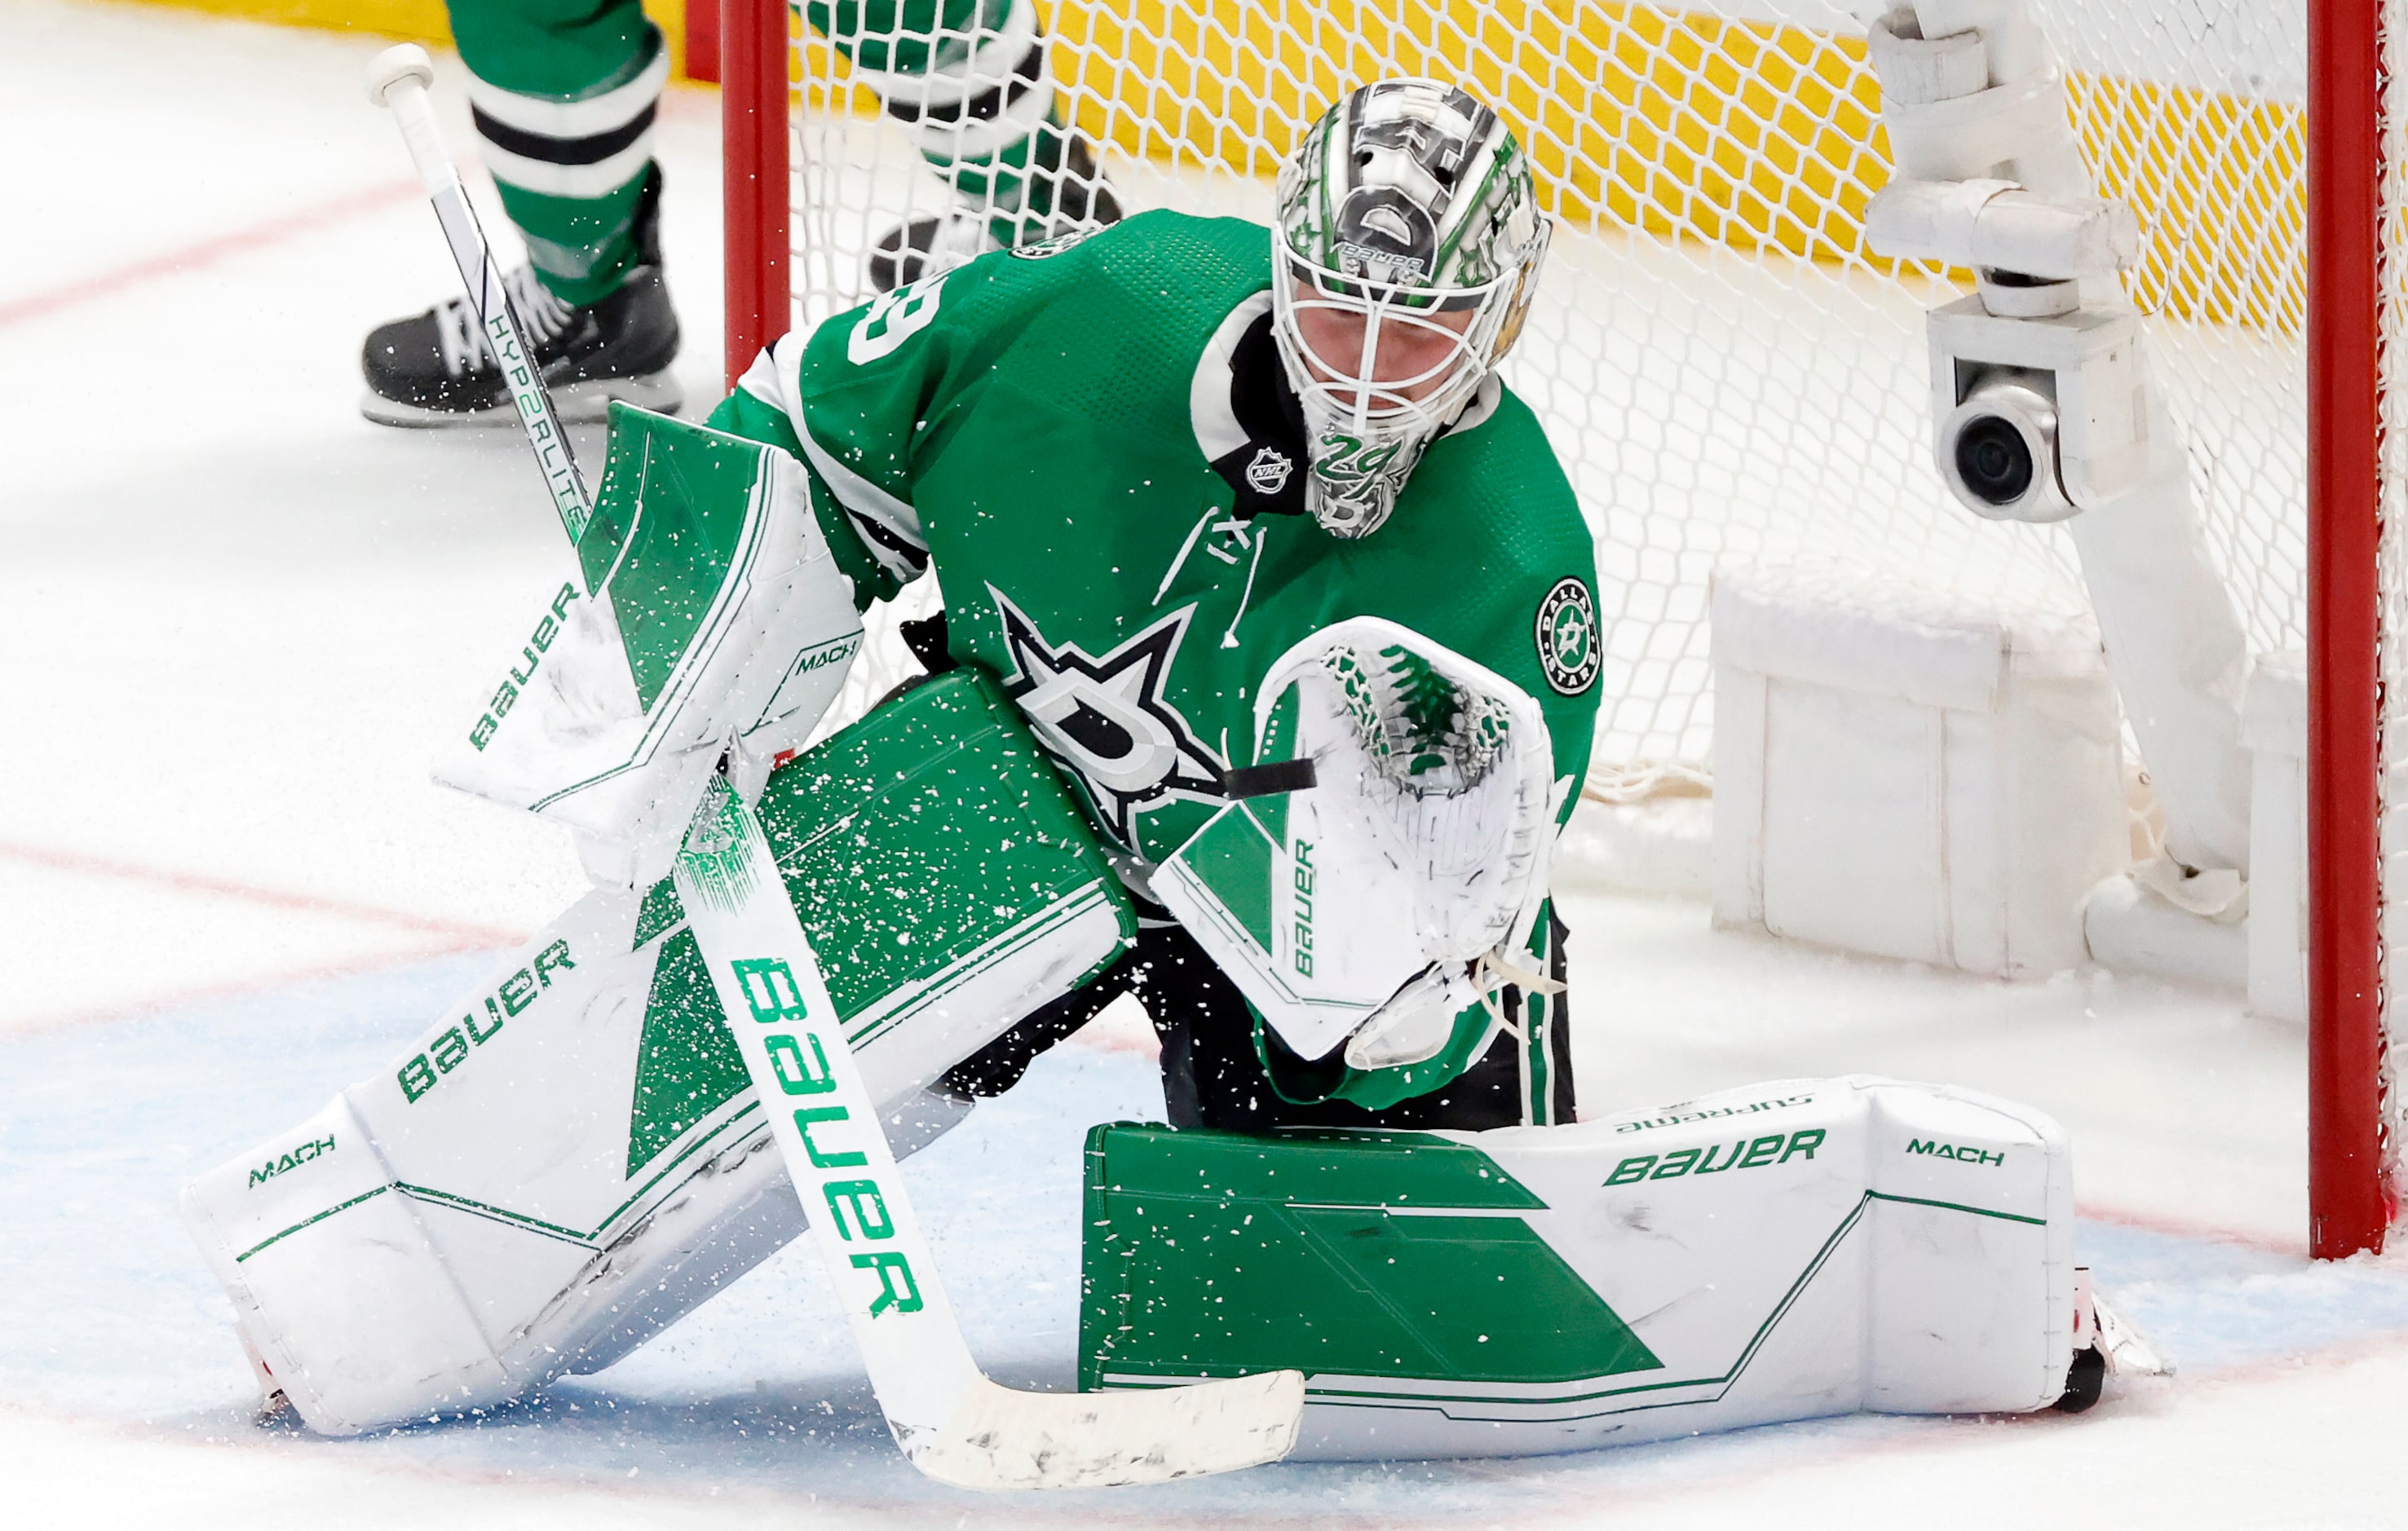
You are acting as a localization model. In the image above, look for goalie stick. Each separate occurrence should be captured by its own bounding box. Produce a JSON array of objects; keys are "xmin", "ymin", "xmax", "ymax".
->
[
  {"xmin": 671, "ymin": 774, "xmax": 1305, "ymax": 1488},
  {"xmin": 366, "ymin": 44, "xmax": 592, "ymax": 540},
  {"xmin": 364, "ymin": 46, "xmax": 1303, "ymax": 1485}
]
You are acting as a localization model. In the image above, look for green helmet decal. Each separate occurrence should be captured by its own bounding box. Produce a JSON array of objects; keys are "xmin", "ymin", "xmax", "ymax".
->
[
  {"xmin": 1271, "ymin": 80, "xmax": 1552, "ymax": 540},
  {"xmin": 1279, "ymin": 82, "xmax": 1540, "ymax": 300}
]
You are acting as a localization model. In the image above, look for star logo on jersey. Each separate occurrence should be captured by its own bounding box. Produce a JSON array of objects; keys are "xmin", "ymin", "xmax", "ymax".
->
[
  {"xmin": 1535, "ymin": 576, "xmax": 1600, "ymax": 695},
  {"xmin": 989, "ymin": 589, "xmax": 1227, "ymax": 846}
]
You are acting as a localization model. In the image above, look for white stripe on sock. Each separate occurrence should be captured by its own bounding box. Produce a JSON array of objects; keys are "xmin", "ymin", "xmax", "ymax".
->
[
  {"xmin": 467, "ymin": 44, "xmax": 669, "ymax": 140},
  {"xmin": 479, "ymin": 133, "xmax": 655, "ymax": 201},
  {"xmin": 902, "ymin": 77, "xmax": 1055, "ymax": 165},
  {"xmin": 846, "ymin": 0, "xmax": 1037, "ymax": 110}
]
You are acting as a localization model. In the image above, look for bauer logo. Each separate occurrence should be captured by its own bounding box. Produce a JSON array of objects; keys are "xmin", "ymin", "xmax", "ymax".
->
[
  {"xmin": 248, "ymin": 1135, "xmax": 336, "ymax": 1189},
  {"xmin": 471, "ymin": 583, "xmax": 580, "ymax": 751},
  {"xmin": 1535, "ymin": 577, "xmax": 1599, "ymax": 695},
  {"xmin": 731, "ymin": 955, "xmax": 927, "ymax": 1321},
  {"xmin": 1611, "ymin": 1092, "xmax": 1818, "ymax": 1134},
  {"xmin": 1333, "ymin": 241, "xmax": 1429, "ymax": 284},
  {"xmin": 398, "ymin": 940, "xmax": 577, "ymax": 1105},
  {"xmin": 1290, "ymin": 841, "xmax": 1316, "ymax": 977},
  {"xmin": 1603, "ymin": 1128, "xmax": 1826, "ymax": 1185}
]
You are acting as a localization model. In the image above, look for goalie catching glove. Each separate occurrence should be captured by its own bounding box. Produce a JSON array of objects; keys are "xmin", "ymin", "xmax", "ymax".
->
[
  {"xmin": 433, "ymin": 404, "xmax": 867, "ymax": 886},
  {"xmin": 1154, "ymin": 617, "xmax": 1557, "ymax": 1075}
]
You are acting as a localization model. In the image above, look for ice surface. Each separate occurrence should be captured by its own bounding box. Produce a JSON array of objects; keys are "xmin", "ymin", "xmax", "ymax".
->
[
  {"xmin": 7, "ymin": 2, "xmax": 2408, "ymax": 1525},
  {"xmin": 7, "ymin": 955, "xmax": 2408, "ymax": 1528}
]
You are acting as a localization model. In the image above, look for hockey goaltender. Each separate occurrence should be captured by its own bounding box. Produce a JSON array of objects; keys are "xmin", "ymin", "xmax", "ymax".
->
[{"xmin": 183, "ymin": 78, "xmax": 2163, "ymax": 1483}]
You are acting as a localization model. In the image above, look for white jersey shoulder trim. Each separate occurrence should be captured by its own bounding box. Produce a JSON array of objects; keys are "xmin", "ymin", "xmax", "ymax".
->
[
  {"xmin": 755, "ymin": 338, "xmax": 932, "ymax": 584},
  {"xmin": 1188, "ymin": 290, "xmax": 1275, "ymax": 464}
]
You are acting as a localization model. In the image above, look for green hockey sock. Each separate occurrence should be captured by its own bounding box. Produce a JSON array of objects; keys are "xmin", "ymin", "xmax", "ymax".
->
[
  {"xmin": 448, "ymin": 0, "xmax": 667, "ymax": 305},
  {"xmin": 802, "ymin": 0, "xmax": 1100, "ymax": 242}
]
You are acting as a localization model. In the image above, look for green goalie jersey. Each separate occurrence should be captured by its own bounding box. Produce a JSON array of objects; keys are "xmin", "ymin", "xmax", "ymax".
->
[{"xmin": 708, "ymin": 210, "xmax": 1601, "ymax": 882}]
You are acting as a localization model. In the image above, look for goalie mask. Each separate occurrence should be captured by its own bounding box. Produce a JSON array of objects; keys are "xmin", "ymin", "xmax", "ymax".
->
[{"xmin": 1272, "ymin": 80, "xmax": 1550, "ymax": 539}]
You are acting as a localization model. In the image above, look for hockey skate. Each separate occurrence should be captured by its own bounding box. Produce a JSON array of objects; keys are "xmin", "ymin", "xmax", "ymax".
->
[
  {"xmin": 360, "ymin": 167, "xmax": 682, "ymax": 426},
  {"xmin": 2055, "ymin": 1268, "xmax": 2173, "ymax": 1413},
  {"xmin": 868, "ymin": 134, "xmax": 1124, "ymax": 292}
]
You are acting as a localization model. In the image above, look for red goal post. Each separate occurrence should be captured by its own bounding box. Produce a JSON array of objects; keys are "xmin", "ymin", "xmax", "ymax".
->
[
  {"xmin": 718, "ymin": 0, "xmax": 789, "ymax": 395},
  {"xmin": 2305, "ymin": 0, "xmax": 2387, "ymax": 1260},
  {"xmin": 715, "ymin": 0, "xmax": 2397, "ymax": 1259}
]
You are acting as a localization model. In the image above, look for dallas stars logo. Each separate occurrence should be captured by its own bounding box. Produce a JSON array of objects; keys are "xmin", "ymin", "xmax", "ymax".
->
[
  {"xmin": 990, "ymin": 589, "xmax": 1227, "ymax": 846},
  {"xmin": 1535, "ymin": 576, "xmax": 1599, "ymax": 695}
]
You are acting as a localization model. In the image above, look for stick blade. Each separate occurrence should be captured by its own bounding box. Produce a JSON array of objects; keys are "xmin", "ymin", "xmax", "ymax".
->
[{"xmin": 905, "ymin": 1370, "xmax": 1306, "ymax": 1490}]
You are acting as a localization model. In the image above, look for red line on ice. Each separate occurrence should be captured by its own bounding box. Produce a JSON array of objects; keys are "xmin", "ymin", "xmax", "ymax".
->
[
  {"xmin": 0, "ymin": 838, "xmax": 524, "ymax": 946},
  {"xmin": 2078, "ymin": 1199, "xmax": 2307, "ymax": 1258},
  {"xmin": 0, "ymin": 179, "xmax": 421, "ymax": 329}
]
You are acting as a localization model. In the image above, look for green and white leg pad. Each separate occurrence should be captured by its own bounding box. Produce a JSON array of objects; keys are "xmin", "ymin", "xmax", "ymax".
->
[
  {"xmin": 184, "ymin": 673, "xmax": 1133, "ymax": 1435},
  {"xmin": 1083, "ymin": 1075, "xmax": 2077, "ymax": 1458}
]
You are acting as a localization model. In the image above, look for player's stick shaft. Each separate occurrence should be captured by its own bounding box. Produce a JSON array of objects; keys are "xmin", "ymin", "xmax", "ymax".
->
[
  {"xmin": 672, "ymin": 775, "xmax": 1304, "ymax": 1489},
  {"xmin": 366, "ymin": 44, "xmax": 593, "ymax": 544}
]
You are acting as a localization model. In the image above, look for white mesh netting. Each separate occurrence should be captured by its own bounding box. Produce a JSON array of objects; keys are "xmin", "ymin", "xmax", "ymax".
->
[{"xmin": 785, "ymin": 1, "xmax": 2313, "ymax": 805}]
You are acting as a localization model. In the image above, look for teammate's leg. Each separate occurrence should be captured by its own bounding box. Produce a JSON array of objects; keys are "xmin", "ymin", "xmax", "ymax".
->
[
  {"xmin": 361, "ymin": 0, "xmax": 680, "ymax": 426},
  {"xmin": 803, "ymin": 0, "xmax": 1123, "ymax": 289}
]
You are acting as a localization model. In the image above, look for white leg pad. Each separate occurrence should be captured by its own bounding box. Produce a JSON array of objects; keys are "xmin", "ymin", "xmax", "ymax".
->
[
  {"xmin": 182, "ymin": 884, "xmax": 1044, "ymax": 1434},
  {"xmin": 1086, "ymin": 1075, "xmax": 2076, "ymax": 1458},
  {"xmin": 184, "ymin": 673, "xmax": 1131, "ymax": 1435}
]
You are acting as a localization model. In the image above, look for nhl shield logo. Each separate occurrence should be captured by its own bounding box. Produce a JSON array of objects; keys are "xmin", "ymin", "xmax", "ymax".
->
[{"xmin": 1244, "ymin": 446, "xmax": 1293, "ymax": 496}]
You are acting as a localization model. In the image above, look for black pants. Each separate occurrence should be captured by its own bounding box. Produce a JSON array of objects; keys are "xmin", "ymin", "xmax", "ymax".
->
[{"xmin": 942, "ymin": 910, "xmax": 1575, "ymax": 1131}]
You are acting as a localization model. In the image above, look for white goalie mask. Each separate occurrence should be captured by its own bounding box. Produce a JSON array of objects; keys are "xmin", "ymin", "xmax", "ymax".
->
[{"xmin": 1272, "ymin": 80, "xmax": 1551, "ymax": 539}]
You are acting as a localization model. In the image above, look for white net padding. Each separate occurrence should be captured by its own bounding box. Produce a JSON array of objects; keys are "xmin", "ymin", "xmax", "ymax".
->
[{"xmin": 788, "ymin": 0, "xmax": 2313, "ymax": 804}]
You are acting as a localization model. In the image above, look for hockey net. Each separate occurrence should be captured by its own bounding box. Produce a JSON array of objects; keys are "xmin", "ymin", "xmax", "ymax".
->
[{"xmin": 724, "ymin": 0, "xmax": 2400, "ymax": 1251}]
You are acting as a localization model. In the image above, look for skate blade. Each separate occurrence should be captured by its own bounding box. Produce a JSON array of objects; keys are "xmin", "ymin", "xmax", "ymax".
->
[
  {"xmin": 2095, "ymin": 1291, "xmax": 2174, "ymax": 1379},
  {"xmin": 359, "ymin": 371, "xmax": 684, "ymax": 430}
]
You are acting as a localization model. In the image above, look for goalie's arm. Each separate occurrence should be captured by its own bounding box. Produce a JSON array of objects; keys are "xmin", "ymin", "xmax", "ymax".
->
[
  {"xmin": 705, "ymin": 234, "xmax": 1104, "ymax": 613},
  {"xmin": 708, "ymin": 373, "xmax": 904, "ymax": 613}
]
